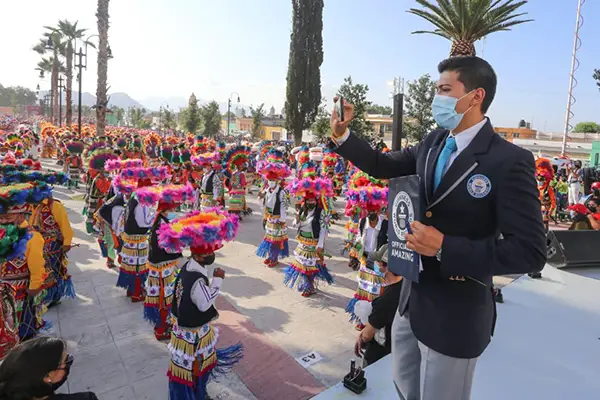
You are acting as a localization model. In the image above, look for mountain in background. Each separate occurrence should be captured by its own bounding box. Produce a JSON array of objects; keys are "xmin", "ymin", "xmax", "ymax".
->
[
  {"xmin": 40, "ymin": 90, "xmax": 255, "ymax": 115},
  {"xmin": 41, "ymin": 91, "xmax": 145, "ymax": 110}
]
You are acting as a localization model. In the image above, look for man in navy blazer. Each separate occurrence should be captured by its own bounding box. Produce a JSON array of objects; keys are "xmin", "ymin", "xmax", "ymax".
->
[{"xmin": 330, "ymin": 56, "xmax": 546, "ymax": 400}]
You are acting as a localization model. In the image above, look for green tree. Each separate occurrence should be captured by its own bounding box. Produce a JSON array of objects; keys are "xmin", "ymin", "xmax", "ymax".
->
[
  {"xmin": 0, "ymin": 86, "xmax": 37, "ymax": 106},
  {"xmin": 408, "ymin": 0, "xmax": 533, "ymax": 57},
  {"xmin": 573, "ymin": 122, "xmax": 600, "ymax": 133},
  {"xmin": 200, "ymin": 100, "xmax": 222, "ymax": 137},
  {"xmin": 594, "ymin": 69, "xmax": 600, "ymax": 92},
  {"xmin": 518, "ymin": 119, "xmax": 527, "ymax": 128},
  {"xmin": 311, "ymin": 101, "xmax": 331, "ymax": 144},
  {"xmin": 250, "ymin": 104, "xmax": 265, "ymax": 140},
  {"xmin": 285, "ymin": 0, "xmax": 324, "ymax": 145},
  {"xmin": 53, "ymin": 20, "xmax": 88, "ymax": 127},
  {"xmin": 337, "ymin": 76, "xmax": 373, "ymax": 140},
  {"xmin": 240, "ymin": 107, "xmax": 247, "ymax": 118},
  {"xmin": 367, "ymin": 104, "xmax": 393, "ymax": 115},
  {"xmin": 161, "ymin": 108, "xmax": 175, "ymax": 131},
  {"xmin": 113, "ymin": 107, "xmax": 125, "ymax": 125},
  {"xmin": 403, "ymin": 73, "xmax": 437, "ymax": 142},
  {"xmin": 182, "ymin": 93, "xmax": 202, "ymax": 134},
  {"xmin": 127, "ymin": 107, "xmax": 147, "ymax": 128}
]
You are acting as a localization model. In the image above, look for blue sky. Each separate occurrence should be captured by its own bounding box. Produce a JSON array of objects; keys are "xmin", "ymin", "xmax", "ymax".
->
[{"xmin": 1, "ymin": 0, "xmax": 598, "ymax": 132}]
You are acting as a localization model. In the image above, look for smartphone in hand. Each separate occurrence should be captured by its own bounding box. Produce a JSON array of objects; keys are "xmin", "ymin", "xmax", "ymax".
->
[{"xmin": 335, "ymin": 96, "xmax": 345, "ymax": 122}]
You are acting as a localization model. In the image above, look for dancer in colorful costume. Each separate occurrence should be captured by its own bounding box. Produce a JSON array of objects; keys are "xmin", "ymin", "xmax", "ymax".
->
[
  {"xmin": 12, "ymin": 172, "xmax": 76, "ymax": 306},
  {"xmin": 284, "ymin": 166, "xmax": 334, "ymax": 297},
  {"xmin": 64, "ymin": 140, "xmax": 84, "ymax": 189},
  {"xmin": 0, "ymin": 222, "xmax": 30, "ymax": 359},
  {"xmin": 256, "ymin": 150, "xmax": 291, "ymax": 268},
  {"xmin": 115, "ymin": 167, "xmax": 170, "ymax": 302},
  {"xmin": 0, "ymin": 182, "xmax": 50, "ymax": 340},
  {"xmin": 158, "ymin": 208, "xmax": 243, "ymax": 400},
  {"xmin": 344, "ymin": 184, "xmax": 389, "ymax": 328},
  {"xmin": 192, "ymin": 152, "xmax": 223, "ymax": 211},
  {"xmin": 536, "ymin": 157, "xmax": 557, "ymax": 232},
  {"xmin": 224, "ymin": 146, "xmax": 251, "ymax": 220},
  {"xmin": 40, "ymin": 128, "xmax": 57, "ymax": 158},
  {"xmin": 136, "ymin": 183, "xmax": 195, "ymax": 340}
]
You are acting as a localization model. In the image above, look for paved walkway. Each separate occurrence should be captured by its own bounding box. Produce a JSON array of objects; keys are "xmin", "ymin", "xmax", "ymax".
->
[{"xmin": 42, "ymin": 159, "xmax": 520, "ymax": 399}]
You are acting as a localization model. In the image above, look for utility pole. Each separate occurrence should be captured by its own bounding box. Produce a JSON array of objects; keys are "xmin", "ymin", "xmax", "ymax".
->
[
  {"xmin": 561, "ymin": 0, "xmax": 585, "ymax": 157},
  {"xmin": 75, "ymin": 46, "xmax": 86, "ymax": 136},
  {"xmin": 58, "ymin": 75, "xmax": 64, "ymax": 127},
  {"xmin": 391, "ymin": 77, "xmax": 405, "ymax": 151}
]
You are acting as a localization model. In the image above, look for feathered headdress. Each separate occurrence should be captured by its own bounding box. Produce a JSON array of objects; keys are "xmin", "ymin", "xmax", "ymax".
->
[
  {"xmin": 105, "ymin": 158, "xmax": 145, "ymax": 172},
  {"xmin": 112, "ymin": 175, "xmax": 139, "ymax": 195},
  {"xmin": 224, "ymin": 146, "xmax": 250, "ymax": 173},
  {"xmin": 0, "ymin": 224, "xmax": 32, "ymax": 261},
  {"xmin": 535, "ymin": 157, "xmax": 554, "ymax": 182},
  {"xmin": 1, "ymin": 171, "xmax": 69, "ymax": 186},
  {"xmin": 180, "ymin": 148, "xmax": 192, "ymax": 164},
  {"xmin": 257, "ymin": 149, "xmax": 291, "ymax": 181},
  {"xmin": 258, "ymin": 141, "xmax": 275, "ymax": 161},
  {"xmin": 321, "ymin": 150, "xmax": 338, "ymax": 170},
  {"xmin": 88, "ymin": 149, "xmax": 119, "ymax": 171},
  {"xmin": 192, "ymin": 152, "xmax": 220, "ymax": 167},
  {"xmin": 296, "ymin": 145, "xmax": 310, "ymax": 166},
  {"xmin": 298, "ymin": 161, "xmax": 319, "ymax": 180},
  {"xmin": 119, "ymin": 166, "xmax": 170, "ymax": 182},
  {"xmin": 66, "ymin": 141, "xmax": 85, "ymax": 154},
  {"xmin": 116, "ymin": 137, "xmax": 128, "ymax": 149},
  {"xmin": 345, "ymin": 186, "xmax": 389, "ymax": 217},
  {"xmin": 157, "ymin": 208, "xmax": 240, "ymax": 255},
  {"xmin": 135, "ymin": 183, "xmax": 195, "ymax": 206},
  {"xmin": 348, "ymin": 170, "xmax": 386, "ymax": 190},
  {"xmin": 160, "ymin": 145, "xmax": 173, "ymax": 162},
  {"xmin": 0, "ymin": 182, "xmax": 52, "ymax": 214},
  {"xmin": 287, "ymin": 177, "xmax": 333, "ymax": 199},
  {"xmin": 84, "ymin": 141, "xmax": 108, "ymax": 159}
]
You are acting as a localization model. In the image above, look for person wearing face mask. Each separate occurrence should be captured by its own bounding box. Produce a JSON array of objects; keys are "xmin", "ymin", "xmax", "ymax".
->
[
  {"xmin": 255, "ymin": 150, "xmax": 292, "ymax": 268},
  {"xmin": 353, "ymin": 244, "xmax": 403, "ymax": 368},
  {"xmin": 0, "ymin": 336, "xmax": 99, "ymax": 400},
  {"xmin": 345, "ymin": 185, "xmax": 389, "ymax": 330},
  {"xmin": 284, "ymin": 165, "xmax": 334, "ymax": 297},
  {"xmin": 137, "ymin": 184, "xmax": 194, "ymax": 341},
  {"xmin": 329, "ymin": 56, "xmax": 546, "ymax": 400},
  {"xmin": 224, "ymin": 146, "xmax": 251, "ymax": 221},
  {"xmin": 192, "ymin": 152, "xmax": 223, "ymax": 211},
  {"xmin": 157, "ymin": 209, "xmax": 243, "ymax": 400},
  {"xmin": 116, "ymin": 173, "xmax": 157, "ymax": 303}
]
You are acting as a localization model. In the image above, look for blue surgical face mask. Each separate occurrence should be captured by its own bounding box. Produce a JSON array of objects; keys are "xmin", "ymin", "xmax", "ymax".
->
[
  {"xmin": 166, "ymin": 212, "xmax": 178, "ymax": 220},
  {"xmin": 374, "ymin": 262, "xmax": 382, "ymax": 274},
  {"xmin": 431, "ymin": 91, "xmax": 474, "ymax": 131}
]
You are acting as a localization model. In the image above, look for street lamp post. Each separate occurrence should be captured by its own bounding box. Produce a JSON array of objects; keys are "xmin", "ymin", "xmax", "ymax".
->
[
  {"xmin": 74, "ymin": 34, "xmax": 113, "ymax": 136},
  {"xmin": 227, "ymin": 92, "xmax": 240, "ymax": 137},
  {"xmin": 58, "ymin": 75, "xmax": 64, "ymax": 126}
]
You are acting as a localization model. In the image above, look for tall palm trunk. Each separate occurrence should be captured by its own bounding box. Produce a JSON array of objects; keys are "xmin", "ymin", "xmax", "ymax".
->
[
  {"xmin": 65, "ymin": 40, "xmax": 73, "ymax": 127},
  {"xmin": 51, "ymin": 51, "xmax": 59, "ymax": 125},
  {"xmin": 96, "ymin": 0, "xmax": 110, "ymax": 136}
]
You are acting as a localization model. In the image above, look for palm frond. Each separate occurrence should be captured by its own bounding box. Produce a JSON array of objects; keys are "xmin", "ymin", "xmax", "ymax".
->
[{"xmin": 408, "ymin": 0, "xmax": 533, "ymax": 50}]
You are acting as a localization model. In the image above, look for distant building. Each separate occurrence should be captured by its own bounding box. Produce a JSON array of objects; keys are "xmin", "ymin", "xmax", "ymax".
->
[
  {"xmin": 494, "ymin": 126, "xmax": 537, "ymax": 142},
  {"xmin": 366, "ymin": 114, "xmax": 393, "ymax": 139},
  {"xmin": 234, "ymin": 115, "xmax": 288, "ymax": 140},
  {"xmin": 507, "ymin": 130, "xmax": 599, "ymax": 161}
]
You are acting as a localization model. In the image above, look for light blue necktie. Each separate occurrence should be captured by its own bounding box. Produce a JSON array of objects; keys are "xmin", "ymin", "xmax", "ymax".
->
[{"xmin": 433, "ymin": 136, "xmax": 458, "ymax": 191}]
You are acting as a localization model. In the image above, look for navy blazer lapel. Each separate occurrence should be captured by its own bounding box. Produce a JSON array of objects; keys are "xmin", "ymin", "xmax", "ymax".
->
[{"xmin": 429, "ymin": 120, "xmax": 495, "ymax": 208}]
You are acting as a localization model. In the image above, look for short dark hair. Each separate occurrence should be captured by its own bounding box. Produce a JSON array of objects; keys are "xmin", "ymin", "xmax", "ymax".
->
[
  {"xmin": 0, "ymin": 337, "xmax": 65, "ymax": 400},
  {"xmin": 438, "ymin": 56, "xmax": 497, "ymax": 113}
]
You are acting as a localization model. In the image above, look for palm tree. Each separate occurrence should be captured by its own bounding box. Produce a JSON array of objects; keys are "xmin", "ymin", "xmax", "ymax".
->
[
  {"xmin": 55, "ymin": 20, "xmax": 88, "ymax": 127},
  {"xmin": 96, "ymin": 0, "xmax": 111, "ymax": 137},
  {"xmin": 407, "ymin": 0, "xmax": 533, "ymax": 57},
  {"xmin": 33, "ymin": 32, "xmax": 65, "ymax": 124}
]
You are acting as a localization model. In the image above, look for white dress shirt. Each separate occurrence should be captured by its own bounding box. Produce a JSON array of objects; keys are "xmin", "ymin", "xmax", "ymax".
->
[
  {"xmin": 134, "ymin": 203, "xmax": 155, "ymax": 228},
  {"xmin": 187, "ymin": 259, "xmax": 223, "ymax": 312},
  {"xmin": 443, "ymin": 118, "xmax": 487, "ymax": 174},
  {"xmin": 265, "ymin": 187, "xmax": 288, "ymax": 222},
  {"xmin": 360, "ymin": 216, "xmax": 383, "ymax": 253},
  {"xmin": 299, "ymin": 209, "xmax": 327, "ymax": 248}
]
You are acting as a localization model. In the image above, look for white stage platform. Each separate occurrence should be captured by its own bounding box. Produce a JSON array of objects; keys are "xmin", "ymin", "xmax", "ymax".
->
[{"xmin": 314, "ymin": 265, "xmax": 600, "ymax": 400}]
